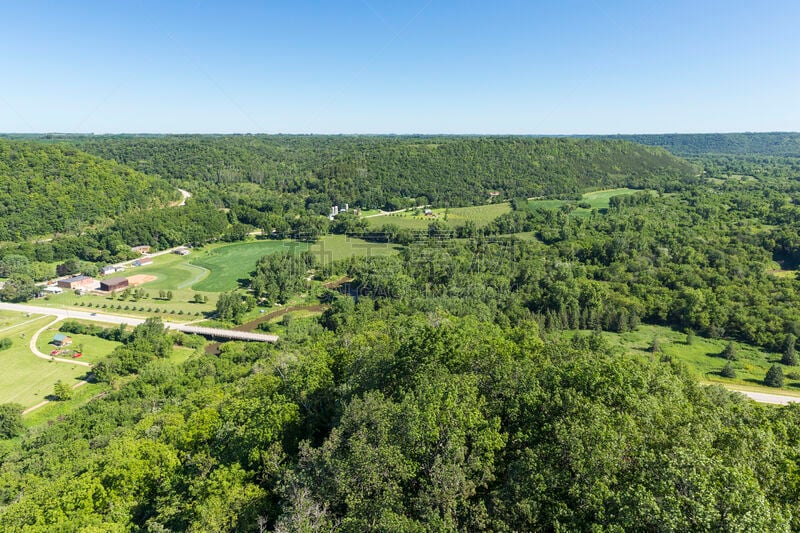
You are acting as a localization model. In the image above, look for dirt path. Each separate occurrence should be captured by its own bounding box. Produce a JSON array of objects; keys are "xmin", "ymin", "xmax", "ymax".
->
[
  {"xmin": 170, "ymin": 188, "xmax": 192, "ymax": 207},
  {"xmin": 22, "ymin": 380, "xmax": 90, "ymax": 415}
]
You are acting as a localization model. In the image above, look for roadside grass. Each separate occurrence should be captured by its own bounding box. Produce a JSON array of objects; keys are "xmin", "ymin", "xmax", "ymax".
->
[
  {"xmin": 36, "ymin": 290, "xmax": 215, "ymax": 322},
  {"xmin": 0, "ymin": 314, "xmax": 100, "ymax": 407},
  {"xmin": 577, "ymin": 324, "xmax": 800, "ymax": 394}
]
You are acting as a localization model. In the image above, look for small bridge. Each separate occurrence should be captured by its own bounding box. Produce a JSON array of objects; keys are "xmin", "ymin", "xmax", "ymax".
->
[{"xmin": 169, "ymin": 324, "xmax": 279, "ymax": 343}]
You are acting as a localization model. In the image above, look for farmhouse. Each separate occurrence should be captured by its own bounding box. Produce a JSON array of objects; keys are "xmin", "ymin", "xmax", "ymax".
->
[
  {"xmin": 174, "ymin": 247, "xmax": 190, "ymax": 256},
  {"xmin": 51, "ymin": 333, "xmax": 72, "ymax": 347},
  {"xmin": 100, "ymin": 277, "xmax": 129, "ymax": 292},
  {"xmin": 57, "ymin": 275, "xmax": 97, "ymax": 291},
  {"xmin": 131, "ymin": 245, "xmax": 151, "ymax": 254},
  {"xmin": 133, "ymin": 257, "xmax": 153, "ymax": 267}
]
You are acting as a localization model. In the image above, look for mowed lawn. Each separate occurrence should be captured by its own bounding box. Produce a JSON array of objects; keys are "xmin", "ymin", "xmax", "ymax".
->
[
  {"xmin": 366, "ymin": 202, "xmax": 511, "ymax": 230},
  {"xmin": 0, "ymin": 313, "xmax": 106, "ymax": 408},
  {"xmin": 128, "ymin": 253, "xmax": 210, "ymax": 290},
  {"xmin": 191, "ymin": 240, "xmax": 309, "ymax": 292}
]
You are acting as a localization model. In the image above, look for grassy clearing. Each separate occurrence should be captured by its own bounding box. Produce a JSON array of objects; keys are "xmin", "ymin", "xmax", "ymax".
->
[
  {"xmin": 584, "ymin": 324, "xmax": 800, "ymax": 394},
  {"xmin": 528, "ymin": 188, "xmax": 639, "ymax": 216},
  {"xmin": 311, "ymin": 234, "xmax": 400, "ymax": 263},
  {"xmin": 37, "ymin": 289, "xmax": 215, "ymax": 322},
  {"xmin": 0, "ymin": 313, "xmax": 104, "ymax": 408},
  {"xmin": 35, "ymin": 324, "xmax": 120, "ymax": 367},
  {"xmin": 365, "ymin": 202, "xmax": 511, "ymax": 230},
  {"xmin": 124, "ymin": 253, "xmax": 211, "ymax": 290},
  {"xmin": 191, "ymin": 240, "xmax": 307, "ymax": 292}
]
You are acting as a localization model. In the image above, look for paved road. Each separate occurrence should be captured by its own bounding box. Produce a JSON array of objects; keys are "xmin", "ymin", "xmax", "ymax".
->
[
  {"xmin": 29, "ymin": 316, "xmax": 92, "ymax": 367},
  {"xmin": 0, "ymin": 302, "xmax": 278, "ymax": 343},
  {"xmin": 727, "ymin": 388, "xmax": 800, "ymax": 405}
]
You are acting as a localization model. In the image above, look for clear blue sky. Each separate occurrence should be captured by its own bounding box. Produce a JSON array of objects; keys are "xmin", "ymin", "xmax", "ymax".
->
[{"xmin": 1, "ymin": 0, "xmax": 797, "ymax": 134}]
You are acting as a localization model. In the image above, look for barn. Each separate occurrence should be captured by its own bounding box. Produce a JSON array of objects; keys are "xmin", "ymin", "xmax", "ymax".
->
[
  {"xmin": 100, "ymin": 277, "xmax": 129, "ymax": 292},
  {"xmin": 57, "ymin": 275, "xmax": 97, "ymax": 291}
]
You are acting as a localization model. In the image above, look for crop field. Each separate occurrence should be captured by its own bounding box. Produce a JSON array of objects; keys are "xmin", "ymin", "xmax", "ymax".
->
[
  {"xmin": 0, "ymin": 313, "xmax": 104, "ymax": 408},
  {"xmin": 585, "ymin": 324, "xmax": 800, "ymax": 395},
  {"xmin": 365, "ymin": 202, "xmax": 511, "ymax": 230}
]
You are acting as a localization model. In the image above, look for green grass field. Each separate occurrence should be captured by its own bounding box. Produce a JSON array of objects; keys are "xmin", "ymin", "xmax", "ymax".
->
[
  {"xmin": 191, "ymin": 240, "xmax": 309, "ymax": 292},
  {"xmin": 310, "ymin": 234, "xmax": 400, "ymax": 263},
  {"xmin": 365, "ymin": 202, "xmax": 512, "ymax": 230},
  {"xmin": 35, "ymin": 325, "xmax": 120, "ymax": 367},
  {"xmin": 587, "ymin": 324, "xmax": 800, "ymax": 394},
  {"xmin": 127, "ymin": 253, "xmax": 210, "ymax": 290},
  {"xmin": 0, "ymin": 312, "xmax": 113, "ymax": 408},
  {"xmin": 528, "ymin": 188, "xmax": 639, "ymax": 216}
]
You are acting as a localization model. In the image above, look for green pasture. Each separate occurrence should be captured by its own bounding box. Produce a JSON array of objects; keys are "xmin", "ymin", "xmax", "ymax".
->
[
  {"xmin": 589, "ymin": 324, "xmax": 800, "ymax": 394},
  {"xmin": 311, "ymin": 234, "xmax": 400, "ymax": 263},
  {"xmin": 527, "ymin": 188, "xmax": 639, "ymax": 216},
  {"xmin": 0, "ymin": 313, "xmax": 104, "ymax": 408},
  {"xmin": 365, "ymin": 202, "xmax": 511, "ymax": 230},
  {"xmin": 191, "ymin": 239, "xmax": 308, "ymax": 292}
]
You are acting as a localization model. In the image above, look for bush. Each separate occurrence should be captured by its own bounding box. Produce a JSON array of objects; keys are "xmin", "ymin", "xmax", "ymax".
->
[
  {"xmin": 765, "ymin": 365, "xmax": 784, "ymax": 388},
  {"xmin": 720, "ymin": 362, "xmax": 736, "ymax": 378},
  {"xmin": 0, "ymin": 338, "xmax": 12, "ymax": 351},
  {"xmin": 721, "ymin": 341, "xmax": 737, "ymax": 361}
]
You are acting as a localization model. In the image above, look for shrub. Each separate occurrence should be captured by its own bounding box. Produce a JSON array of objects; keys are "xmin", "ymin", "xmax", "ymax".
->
[{"xmin": 765, "ymin": 365, "xmax": 784, "ymax": 388}]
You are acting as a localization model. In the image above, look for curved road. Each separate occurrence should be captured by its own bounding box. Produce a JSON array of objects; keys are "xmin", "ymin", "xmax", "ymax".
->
[{"xmin": 29, "ymin": 316, "xmax": 92, "ymax": 367}]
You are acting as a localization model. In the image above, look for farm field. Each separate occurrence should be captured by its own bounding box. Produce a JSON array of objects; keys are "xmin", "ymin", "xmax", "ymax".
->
[
  {"xmin": 581, "ymin": 324, "xmax": 800, "ymax": 395},
  {"xmin": 0, "ymin": 313, "xmax": 101, "ymax": 408},
  {"xmin": 365, "ymin": 202, "xmax": 511, "ymax": 230}
]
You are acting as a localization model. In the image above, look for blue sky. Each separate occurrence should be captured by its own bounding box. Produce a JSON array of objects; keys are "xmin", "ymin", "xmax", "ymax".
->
[{"xmin": 1, "ymin": 0, "xmax": 798, "ymax": 134}]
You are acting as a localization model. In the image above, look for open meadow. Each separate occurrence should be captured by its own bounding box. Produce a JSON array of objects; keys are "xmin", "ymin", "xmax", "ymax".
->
[
  {"xmin": 584, "ymin": 323, "xmax": 800, "ymax": 396},
  {"xmin": 365, "ymin": 202, "xmax": 511, "ymax": 230},
  {"xmin": 0, "ymin": 312, "xmax": 105, "ymax": 408},
  {"xmin": 527, "ymin": 188, "xmax": 639, "ymax": 216}
]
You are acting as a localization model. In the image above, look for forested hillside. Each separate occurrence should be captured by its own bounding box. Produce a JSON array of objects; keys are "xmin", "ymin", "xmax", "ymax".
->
[
  {"xmin": 601, "ymin": 132, "xmax": 800, "ymax": 157},
  {"xmin": 2, "ymin": 313, "xmax": 800, "ymax": 531},
  {"xmin": 64, "ymin": 135, "xmax": 697, "ymax": 209},
  {"xmin": 0, "ymin": 140, "xmax": 177, "ymax": 240}
]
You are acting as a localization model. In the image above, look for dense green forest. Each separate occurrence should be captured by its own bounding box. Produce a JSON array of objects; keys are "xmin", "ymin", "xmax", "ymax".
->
[
  {"xmin": 60, "ymin": 135, "xmax": 697, "ymax": 209},
  {"xmin": 599, "ymin": 132, "xmax": 800, "ymax": 157},
  {"xmin": 0, "ymin": 140, "xmax": 177, "ymax": 241},
  {"xmin": 2, "ymin": 295, "xmax": 800, "ymax": 530},
  {"xmin": 4, "ymin": 134, "xmax": 800, "ymax": 530}
]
